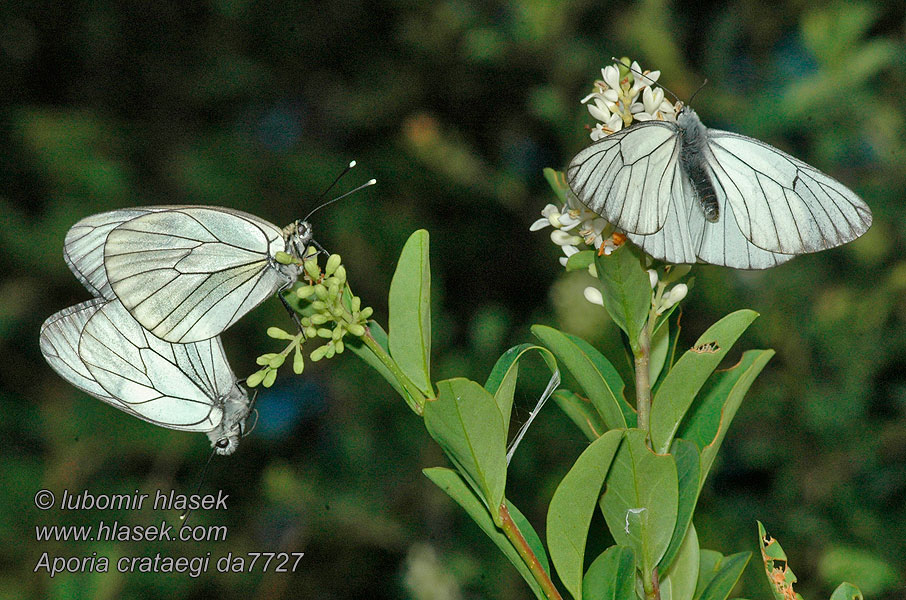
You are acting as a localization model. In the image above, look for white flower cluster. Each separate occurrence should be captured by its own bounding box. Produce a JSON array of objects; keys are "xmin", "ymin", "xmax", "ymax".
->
[
  {"xmin": 581, "ymin": 59, "xmax": 677, "ymax": 140},
  {"xmin": 530, "ymin": 199, "xmax": 621, "ymax": 267}
]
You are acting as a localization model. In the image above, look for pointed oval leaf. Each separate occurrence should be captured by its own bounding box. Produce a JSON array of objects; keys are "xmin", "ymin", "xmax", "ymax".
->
[
  {"xmin": 582, "ymin": 546, "xmax": 637, "ymax": 600},
  {"xmin": 532, "ymin": 325, "xmax": 633, "ymax": 429},
  {"xmin": 660, "ymin": 524, "xmax": 700, "ymax": 600},
  {"xmin": 484, "ymin": 344, "xmax": 557, "ymax": 435},
  {"xmin": 594, "ymin": 244, "xmax": 652, "ymax": 354},
  {"xmin": 389, "ymin": 229, "xmax": 432, "ymax": 395},
  {"xmin": 698, "ymin": 551, "xmax": 751, "ymax": 600},
  {"xmin": 546, "ymin": 430, "xmax": 624, "ymax": 599},
  {"xmin": 650, "ymin": 309, "xmax": 760, "ymax": 454},
  {"xmin": 677, "ymin": 349, "xmax": 774, "ymax": 488},
  {"xmin": 425, "ymin": 378, "xmax": 507, "ymax": 520},
  {"xmin": 659, "ymin": 439, "xmax": 702, "ymax": 575},
  {"xmin": 600, "ymin": 429, "xmax": 678, "ymax": 574},
  {"xmin": 552, "ymin": 389, "xmax": 607, "ymax": 442}
]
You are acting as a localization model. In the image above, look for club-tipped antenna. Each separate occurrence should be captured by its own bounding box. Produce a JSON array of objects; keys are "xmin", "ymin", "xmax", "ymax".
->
[
  {"xmin": 178, "ymin": 444, "xmax": 220, "ymax": 529},
  {"xmin": 611, "ymin": 56, "xmax": 681, "ymax": 104},
  {"xmin": 302, "ymin": 178, "xmax": 376, "ymax": 223},
  {"xmin": 315, "ymin": 160, "xmax": 357, "ymax": 205}
]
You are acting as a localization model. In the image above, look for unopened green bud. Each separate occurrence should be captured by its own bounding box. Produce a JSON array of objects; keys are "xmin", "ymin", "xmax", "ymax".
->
[
  {"xmin": 325, "ymin": 254, "xmax": 341, "ymax": 276},
  {"xmin": 317, "ymin": 328, "xmax": 333, "ymax": 339},
  {"xmin": 263, "ymin": 369, "xmax": 278, "ymax": 387},
  {"xmin": 310, "ymin": 345, "xmax": 328, "ymax": 362},
  {"xmin": 348, "ymin": 323, "xmax": 366, "ymax": 337},
  {"xmin": 324, "ymin": 344, "xmax": 336, "ymax": 359},
  {"xmin": 293, "ymin": 347, "xmax": 304, "ymax": 374},
  {"xmin": 332, "ymin": 326, "xmax": 345, "ymax": 340},
  {"xmin": 310, "ymin": 313, "xmax": 329, "ymax": 325},
  {"xmin": 268, "ymin": 354, "xmax": 285, "ymax": 369},
  {"xmin": 335, "ymin": 340, "xmax": 344, "ymax": 354},
  {"xmin": 246, "ymin": 369, "xmax": 267, "ymax": 387},
  {"xmin": 304, "ymin": 259, "xmax": 321, "ymax": 280},
  {"xmin": 334, "ymin": 265, "xmax": 347, "ymax": 284},
  {"xmin": 311, "ymin": 300, "xmax": 326, "ymax": 311},
  {"xmin": 304, "ymin": 325, "xmax": 318, "ymax": 338},
  {"xmin": 351, "ymin": 296, "xmax": 361, "ymax": 312},
  {"xmin": 256, "ymin": 353, "xmax": 277, "ymax": 366},
  {"xmin": 314, "ymin": 284, "xmax": 328, "ymax": 300},
  {"xmin": 360, "ymin": 307, "xmax": 373, "ymax": 319},
  {"xmin": 296, "ymin": 285, "xmax": 315, "ymax": 299},
  {"xmin": 275, "ymin": 251, "xmax": 295, "ymax": 265},
  {"xmin": 267, "ymin": 327, "xmax": 293, "ymax": 340}
]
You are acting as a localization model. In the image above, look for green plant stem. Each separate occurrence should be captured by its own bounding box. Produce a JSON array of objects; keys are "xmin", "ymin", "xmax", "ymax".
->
[
  {"xmin": 361, "ymin": 328, "xmax": 427, "ymax": 415},
  {"xmin": 635, "ymin": 325, "xmax": 651, "ymax": 433},
  {"xmin": 498, "ymin": 503, "xmax": 563, "ymax": 600}
]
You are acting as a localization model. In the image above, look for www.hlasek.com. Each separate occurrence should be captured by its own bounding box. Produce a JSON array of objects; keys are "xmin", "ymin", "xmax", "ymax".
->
[{"xmin": 33, "ymin": 488, "xmax": 304, "ymax": 578}]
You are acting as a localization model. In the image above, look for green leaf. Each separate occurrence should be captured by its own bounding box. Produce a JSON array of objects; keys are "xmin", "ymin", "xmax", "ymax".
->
[
  {"xmin": 532, "ymin": 325, "xmax": 634, "ymax": 429},
  {"xmin": 582, "ymin": 546, "xmax": 636, "ymax": 600},
  {"xmin": 600, "ymin": 429, "xmax": 678, "ymax": 576},
  {"xmin": 829, "ymin": 583, "xmax": 864, "ymax": 600},
  {"xmin": 388, "ymin": 229, "xmax": 432, "ymax": 396},
  {"xmin": 425, "ymin": 378, "xmax": 507, "ymax": 522},
  {"xmin": 565, "ymin": 250, "xmax": 595, "ymax": 272},
  {"xmin": 485, "ymin": 344, "xmax": 558, "ymax": 435},
  {"xmin": 543, "ymin": 167, "xmax": 569, "ymax": 203},
  {"xmin": 697, "ymin": 551, "xmax": 751, "ymax": 600},
  {"xmin": 653, "ymin": 309, "xmax": 683, "ymax": 394},
  {"xmin": 423, "ymin": 468, "xmax": 546, "ymax": 600},
  {"xmin": 660, "ymin": 524, "xmax": 700, "ymax": 600},
  {"xmin": 546, "ymin": 430, "xmax": 624, "ymax": 599},
  {"xmin": 678, "ymin": 349, "xmax": 774, "ymax": 488},
  {"xmin": 346, "ymin": 321, "xmax": 407, "ymax": 400},
  {"xmin": 594, "ymin": 244, "xmax": 652, "ymax": 354},
  {"xmin": 694, "ymin": 550, "xmax": 725, "ymax": 600},
  {"xmin": 552, "ymin": 389, "xmax": 607, "ymax": 441},
  {"xmin": 758, "ymin": 522, "xmax": 802, "ymax": 600},
  {"xmin": 658, "ymin": 439, "xmax": 701, "ymax": 575},
  {"xmin": 650, "ymin": 309, "xmax": 760, "ymax": 455}
]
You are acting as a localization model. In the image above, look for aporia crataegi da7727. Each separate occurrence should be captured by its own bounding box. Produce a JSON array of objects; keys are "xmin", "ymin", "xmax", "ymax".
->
[
  {"xmin": 39, "ymin": 298, "xmax": 252, "ymax": 455},
  {"xmin": 64, "ymin": 206, "xmax": 313, "ymax": 343},
  {"xmin": 567, "ymin": 106, "xmax": 873, "ymax": 269}
]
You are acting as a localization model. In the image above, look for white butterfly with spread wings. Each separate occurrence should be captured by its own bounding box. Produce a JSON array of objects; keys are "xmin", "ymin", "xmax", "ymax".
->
[
  {"xmin": 64, "ymin": 206, "xmax": 310, "ymax": 343},
  {"xmin": 40, "ymin": 298, "xmax": 251, "ymax": 455},
  {"xmin": 567, "ymin": 106, "xmax": 872, "ymax": 269}
]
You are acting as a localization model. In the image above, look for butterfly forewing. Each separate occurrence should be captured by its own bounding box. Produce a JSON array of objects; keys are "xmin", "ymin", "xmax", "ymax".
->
[
  {"xmin": 78, "ymin": 300, "xmax": 230, "ymax": 431},
  {"xmin": 104, "ymin": 207, "xmax": 295, "ymax": 343},
  {"xmin": 567, "ymin": 121, "xmax": 681, "ymax": 235},
  {"xmin": 706, "ymin": 131, "xmax": 872, "ymax": 255}
]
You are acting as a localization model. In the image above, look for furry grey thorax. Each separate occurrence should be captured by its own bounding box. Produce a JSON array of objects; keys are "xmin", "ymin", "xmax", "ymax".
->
[{"xmin": 676, "ymin": 107, "xmax": 719, "ymax": 223}]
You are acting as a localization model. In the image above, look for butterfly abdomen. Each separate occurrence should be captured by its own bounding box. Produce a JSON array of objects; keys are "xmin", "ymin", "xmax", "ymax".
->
[{"xmin": 677, "ymin": 109, "xmax": 720, "ymax": 223}]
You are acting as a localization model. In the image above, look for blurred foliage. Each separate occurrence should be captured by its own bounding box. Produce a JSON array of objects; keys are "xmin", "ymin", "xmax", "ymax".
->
[{"xmin": 2, "ymin": 0, "xmax": 905, "ymax": 598}]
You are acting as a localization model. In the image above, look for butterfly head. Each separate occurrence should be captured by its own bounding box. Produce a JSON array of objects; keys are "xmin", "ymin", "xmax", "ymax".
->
[
  {"xmin": 208, "ymin": 384, "xmax": 253, "ymax": 456},
  {"xmin": 281, "ymin": 220, "xmax": 314, "ymax": 259}
]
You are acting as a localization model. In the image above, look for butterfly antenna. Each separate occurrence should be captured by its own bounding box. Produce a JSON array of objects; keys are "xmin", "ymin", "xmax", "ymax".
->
[
  {"xmin": 688, "ymin": 78, "xmax": 708, "ymax": 105},
  {"xmin": 302, "ymin": 178, "xmax": 376, "ymax": 223},
  {"xmin": 610, "ymin": 56, "xmax": 681, "ymax": 104},
  {"xmin": 179, "ymin": 445, "xmax": 219, "ymax": 529}
]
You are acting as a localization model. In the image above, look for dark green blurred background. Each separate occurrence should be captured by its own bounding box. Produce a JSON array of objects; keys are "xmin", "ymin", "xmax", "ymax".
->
[{"xmin": 3, "ymin": 1, "xmax": 904, "ymax": 598}]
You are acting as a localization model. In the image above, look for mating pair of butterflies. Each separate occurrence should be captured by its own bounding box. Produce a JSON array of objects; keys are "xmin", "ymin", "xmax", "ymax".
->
[{"xmin": 40, "ymin": 207, "xmax": 316, "ymax": 455}]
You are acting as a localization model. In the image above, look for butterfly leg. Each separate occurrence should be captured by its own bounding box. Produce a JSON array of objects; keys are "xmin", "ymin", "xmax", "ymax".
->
[{"xmin": 277, "ymin": 289, "xmax": 305, "ymax": 334}]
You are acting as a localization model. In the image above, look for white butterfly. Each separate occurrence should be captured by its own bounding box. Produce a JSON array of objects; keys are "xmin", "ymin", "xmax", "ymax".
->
[
  {"xmin": 567, "ymin": 106, "xmax": 873, "ymax": 269},
  {"xmin": 40, "ymin": 298, "xmax": 251, "ymax": 455},
  {"xmin": 66, "ymin": 206, "xmax": 311, "ymax": 343}
]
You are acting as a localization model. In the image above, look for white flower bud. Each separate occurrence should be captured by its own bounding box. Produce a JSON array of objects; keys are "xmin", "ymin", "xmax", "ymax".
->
[
  {"xmin": 648, "ymin": 269, "xmax": 658, "ymax": 289},
  {"xmin": 584, "ymin": 286, "xmax": 605, "ymax": 306}
]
